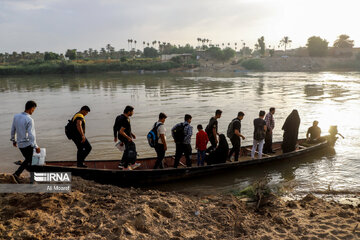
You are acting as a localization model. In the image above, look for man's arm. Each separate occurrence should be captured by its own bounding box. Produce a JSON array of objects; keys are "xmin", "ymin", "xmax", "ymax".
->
[
  {"xmin": 212, "ymin": 127, "xmax": 218, "ymax": 143},
  {"xmin": 160, "ymin": 134, "xmax": 167, "ymax": 151},
  {"xmin": 27, "ymin": 119, "xmax": 40, "ymax": 153},
  {"xmin": 76, "ymin": 119, "xmax": 86, "ymax": 143},
  {"xmin": 113, "ymin": 116, "xmax": 119, "ymax": 142},
  {"xmin": 119, "ymin": 127, "xmax": 132, "ymax": 142},
  {"xmin": 11, "ymin": 118, "xmax": 17, "ymax": 147},
  {"xmin": 234, "ymin": 129, "xmax": 245, "ymax": 140}
]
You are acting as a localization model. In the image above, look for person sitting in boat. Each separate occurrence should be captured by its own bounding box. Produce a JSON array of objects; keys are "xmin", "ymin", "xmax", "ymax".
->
[
  {"xmin": 282, "ymin": 109, "xmax": 301, "ymax": 153},
  {"xmin": 206, "ymin": 134, "xmax": 229, "ymax": 165},
  {"xmin": 306, "ymin": 120, "xmax": 321, "ymax": 143}
]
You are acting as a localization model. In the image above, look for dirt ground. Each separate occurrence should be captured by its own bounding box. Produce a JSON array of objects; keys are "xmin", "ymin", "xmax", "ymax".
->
[{"xmin": 0, "ymin": 173, "xmax": 359, "ymax": 240}]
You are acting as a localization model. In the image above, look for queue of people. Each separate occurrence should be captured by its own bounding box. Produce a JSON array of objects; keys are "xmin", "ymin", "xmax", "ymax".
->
[{"xmin": 10, "ymin": 100, "xmax": 322, "ymax": 180}]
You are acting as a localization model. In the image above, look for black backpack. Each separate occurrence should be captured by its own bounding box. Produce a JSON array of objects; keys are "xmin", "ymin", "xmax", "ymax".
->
[
  {"xmin": 254, "ymin": 127, "xmax": 266, "ymax": 141},
  {"xmin": 172, "ymin": 123, "xmax": 186, "ymax": 143},
  {"xmin": 227, "ymin": 118, "xmax": 239, "ymax": 139},
  {"xmin": 147, "ymin": 122, "xmax": 163, "ymax": 148},
  {"xmin": 65, "ymin": 120, "xmax": 75, "ymax": 140}
]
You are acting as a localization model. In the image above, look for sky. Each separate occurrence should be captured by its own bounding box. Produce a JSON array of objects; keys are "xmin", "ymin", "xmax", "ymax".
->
[{"xmin": 1, "ymin": 0, "xmax": 360, "ymax": 53}]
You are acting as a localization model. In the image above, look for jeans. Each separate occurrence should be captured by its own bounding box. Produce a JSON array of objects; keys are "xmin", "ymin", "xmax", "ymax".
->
[
  {"xmin": 14, "ymin": 145, "xmax": 34, "ymax": 176},
  {"xmin": 228, "ymin": 136, "xmax": 240, "ymax": 161},
  {"xmin": 73, "ymin": 138, "xmax": 92, "ymax": 166},
  {"xmin": 197, "ymin": 150, "xmax": 206, "ymax": 166},
  {"xmin": 251, "ymin": 139, "xmax": 265, "ymax": 159},
  {"xmin": 154, "ymin": 144, "xmax": 166, "ymax": 169},
  {"xmin": 174, "ymin": 143, "xmax": 192, "ymax": 168}
]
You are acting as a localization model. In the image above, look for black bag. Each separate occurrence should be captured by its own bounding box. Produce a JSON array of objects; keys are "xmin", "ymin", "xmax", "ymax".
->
[
  {"xmin": 172, "ymin": 123, "xmax": 186, "ymax": 143},
  {"xmin": 65, "ymin": 120, "xmax": 75, "ymax": 140},
  {"xmin": 227, "ymin": 118, "xmax": 239, "ymax": 139},
  {"xmin": 126, "ymin": 142, "xmax": 137, "ymax": 163},
  {"xmin": 147, "ymin": 122, "xmax": 163, "ymax": 148}
]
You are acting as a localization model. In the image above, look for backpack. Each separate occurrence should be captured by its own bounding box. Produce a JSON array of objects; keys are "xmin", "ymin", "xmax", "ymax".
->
[
  {"xmin": 65, "ymin": 120, "xmax": 75, "ymax": 140},
  {"xmin": 172, "ymin": 123, "xmax": 186, "ymax": 143},
  {"xmin": 147, "ymin": 122, "xmax": 163, "ymax": 148},
  {"xmin": 227, "ymin": 118, "xmax": 239, "ymax": 139},
  {"xmin": 126, "ymin": 142, "xmax": 137, "ymax": 163}
]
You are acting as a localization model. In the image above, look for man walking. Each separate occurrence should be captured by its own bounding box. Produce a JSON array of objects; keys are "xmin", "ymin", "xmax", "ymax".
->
[
  {"xmin": 264, "ymin": 107, "xmax": 275, "ymax": 154},
  {"xmin": 251, "ymin": 110, "xmax": 267, "ymax": 159},
  {"xmin": 205, "ymin": 109, "xmax": 222, "ymax": 149},
  {"xmin": 71, "ymin": 106, "xmax": 92, "ymax": 168},
  {"xmin": 11, "ymin": 100, "xmax": 41, "ymax": 183},
  {"xmin": 172, "ymin": 114, "xmax": 193, "ymax": 168},
  {"xmin": 153, "ymin": 113, "xmax": 168, "ymax": 169},
  {"xmin": 228, "ymin": 112, "xmax": 245, "ymax": 161},
  {"xmin": 113, "ymin": 106, "xmax": 140, "ymax": 170}
]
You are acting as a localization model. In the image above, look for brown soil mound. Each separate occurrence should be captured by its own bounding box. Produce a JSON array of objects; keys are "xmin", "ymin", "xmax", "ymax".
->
[{"xmin": 0, "ymin": 174, "xmax": 359, "ymax": 239}]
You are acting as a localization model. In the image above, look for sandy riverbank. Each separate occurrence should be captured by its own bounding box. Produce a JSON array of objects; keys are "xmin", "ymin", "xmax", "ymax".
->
[{"xmin": 0, "ymin": 174, "xmax": 359, "ymax": 240}]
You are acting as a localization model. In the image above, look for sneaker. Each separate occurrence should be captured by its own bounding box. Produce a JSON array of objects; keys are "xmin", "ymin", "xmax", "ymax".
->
[
  {"xmin": 77, "ymin": 164, "xmax": 88, "ymax": 168},
  {"xmin": 130, "ymin": 162, "xmax": 141, "ymax": 170},
  {"xmin": 12, "ymin": 174, "xmax": 20, "ymax": 184},
  {"xmin": 118, "ymin": 165, "xmax": 124, "ymax": 169},
  {"xmin": 122, "ymin": 167, "xmax": 132, "ymax": 171},
  {"xmin": 14, "ymin": 160, "xmax": 23, "ymax": 165}
]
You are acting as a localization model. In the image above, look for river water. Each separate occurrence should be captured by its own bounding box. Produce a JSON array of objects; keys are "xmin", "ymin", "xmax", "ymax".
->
[{"xmin": 0, "ymin": 72, "xmax": 359, "ymax": 194}]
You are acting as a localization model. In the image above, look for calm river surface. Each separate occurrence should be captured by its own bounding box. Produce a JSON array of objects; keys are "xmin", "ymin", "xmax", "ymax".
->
[{"xmin": 0, "ymin": 72, "xmax": 359, "ymax": 194}]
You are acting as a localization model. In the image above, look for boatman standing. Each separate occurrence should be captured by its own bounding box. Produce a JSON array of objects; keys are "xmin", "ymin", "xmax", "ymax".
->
[
  {"xmin": 11, "ymin": 100, "xmax": 41, "ymax": 183},
  {"xmin": 264, "ymin": 107, "xmax": 275, "ymax": 154}
]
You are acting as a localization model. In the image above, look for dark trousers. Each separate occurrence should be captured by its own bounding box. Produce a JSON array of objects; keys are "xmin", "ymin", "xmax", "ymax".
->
[
  {"xmin": 14, "ymin": 145, "xmax": 34, "ymax": 176},
  {"xmin": 73, "ymin": 138, "xmax": 92, "ymax": 166},
  {"xmin": 121, "ymin": 141, "xmax": 136, "ymax": 168},
  {"xmin": 264, "ymin": 131, "xmax": 273, "ymax": 153},
  {"xmin": 197, "ymin": 150, "xmax": 206, "ymax": 166},
  {"xmin": 209, "ymin": 135, "xmax": 217, "ymax": 149},
  {"xmin": 154, "ymin": 144, "xmax": 166, "ymax": 169},
  {"xmin": 229, "ymin": 136, "xmax": 240, "ymax": 161},
  {"xmin": 174, "ymin": 143, "xmax": 192, "ymax": 168}
]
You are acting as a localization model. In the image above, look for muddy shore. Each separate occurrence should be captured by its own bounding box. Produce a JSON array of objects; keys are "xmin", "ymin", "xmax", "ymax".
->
[{"xmin": 0, "ymin": 174, "xmax": 359, "ymax": 240}]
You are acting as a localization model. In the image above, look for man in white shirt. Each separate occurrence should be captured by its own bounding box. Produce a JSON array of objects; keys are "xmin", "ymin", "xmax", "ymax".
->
[
  {"xmin": 154, "ymin": 113, "xmax": 167, "ymax": 169},
  {"xmin": 10, "ymin": 100, "xmax": 41, "ymax": 183}
]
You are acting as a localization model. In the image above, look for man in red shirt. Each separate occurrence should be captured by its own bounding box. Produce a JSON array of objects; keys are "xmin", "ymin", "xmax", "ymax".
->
[{"xmin": 196, "ymin": 124, "xmax": 209, "ymax": 166}]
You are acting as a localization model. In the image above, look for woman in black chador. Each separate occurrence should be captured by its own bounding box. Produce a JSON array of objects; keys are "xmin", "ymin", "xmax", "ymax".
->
[
  {"xmin": 282, "ymin": 109, "xmax": 301, "ymax": 153},
  {"xmin": 207, "ymin": 134, "xmax": 229, "ymax": 165}
]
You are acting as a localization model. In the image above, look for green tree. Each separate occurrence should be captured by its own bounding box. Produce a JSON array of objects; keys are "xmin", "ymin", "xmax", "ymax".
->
[
  {"xmin": 306, "ymin": 36, "xmax": 329, "ymax": 57},
  {"xmin": 143, "ymin": 47, "xmax": 158, "ymax": 58},
  {"xmin": 333, "ymin": 34, "xmax": 354, "ymax": 48},
  {"xmin": 44, "ymin": 52, "xmax": 60, "ymax": 61},
  {"xmin": 257, "ymin": 36, "xmax": 265, "ymax": 56},
  {"xmin": 279, "ymin": 36, "xmax": 292, "ymax": 54},
  {"xmin": 65, "ymin": 49, "xmax": 77, "ymax": 60}
]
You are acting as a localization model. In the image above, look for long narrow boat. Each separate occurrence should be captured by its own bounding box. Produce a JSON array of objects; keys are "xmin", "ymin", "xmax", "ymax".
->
[{"xmin": 27, "ymin": 135, "xmax": 337, "ymax": 186}]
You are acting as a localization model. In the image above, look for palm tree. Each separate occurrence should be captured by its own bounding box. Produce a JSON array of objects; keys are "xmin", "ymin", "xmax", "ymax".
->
[
  {"xmin": 333, "ymin": 34, "xmax": 354, "ymax": 48},
  {"xmin": 143, "ymin": 41, "xmax": 145, "ymax": 50},
  {"xmin": 134, "ymin": 40, "xmax": 137, "ymax": 50},
  {"xmin": 279, "ymin": 36, "xmax": 292, "ymax": 54}
]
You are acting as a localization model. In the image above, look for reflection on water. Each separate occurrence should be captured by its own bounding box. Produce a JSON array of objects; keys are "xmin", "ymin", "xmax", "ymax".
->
[{"xmin": 0, "ymin": 72, "xmax": 359, "ymax": 194}]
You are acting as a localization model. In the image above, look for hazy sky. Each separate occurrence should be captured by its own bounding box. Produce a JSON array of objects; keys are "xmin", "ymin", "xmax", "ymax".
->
[{"xmin": 1, "ymin": 0, "xmax": 360, "ymax": 53}]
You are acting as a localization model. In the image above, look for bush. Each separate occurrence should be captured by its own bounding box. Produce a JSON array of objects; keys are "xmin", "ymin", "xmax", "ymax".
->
[{"xmin": 241, "ymin": 59, "xmax": 264, "ymax": 70}]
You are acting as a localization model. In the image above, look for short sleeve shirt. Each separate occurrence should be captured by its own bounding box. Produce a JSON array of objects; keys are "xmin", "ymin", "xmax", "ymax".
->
[
  {"xmin": 118, "ymin": 115, "xmax": 131, "ymax": 142},
  {"xmin": 157, "ymin": 122, "xmax": 166, "ymax": 144},
  {"xmin": 206, "ymin": 117, "xmax": 218, "ymax": 137}
]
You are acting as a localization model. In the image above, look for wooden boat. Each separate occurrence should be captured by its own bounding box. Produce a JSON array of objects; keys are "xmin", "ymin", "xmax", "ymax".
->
[{"xmin": 26, "ymin": 135, "xmax": 337, "ymax": 187}]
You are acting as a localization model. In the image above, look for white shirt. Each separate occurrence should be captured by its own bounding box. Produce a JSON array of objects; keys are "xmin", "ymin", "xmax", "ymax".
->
[{"xmin": 157, "ymin": 122, "xmax": 166, "ymax": 144}]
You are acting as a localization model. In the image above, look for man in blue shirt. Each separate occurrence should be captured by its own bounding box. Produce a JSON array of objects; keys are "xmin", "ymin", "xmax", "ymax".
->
[
  {"xmin": 171, "ymin": 114, "xmax": 193, "ymax": 168},
  {"xmin": 10, "ymin": 100, "xmax": 41, "ymax": 183}
]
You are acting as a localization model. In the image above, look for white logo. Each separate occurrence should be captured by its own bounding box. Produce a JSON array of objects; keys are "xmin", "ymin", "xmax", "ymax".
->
[{"xmin": 34, "ymin": 172, "xmax": 71, "ymax": 182}]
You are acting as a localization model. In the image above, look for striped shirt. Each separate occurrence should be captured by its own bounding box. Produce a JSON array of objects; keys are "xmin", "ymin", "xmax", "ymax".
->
[{"xmin": 265, "ymin": 112, "xmax": 275, "ymax": 131}]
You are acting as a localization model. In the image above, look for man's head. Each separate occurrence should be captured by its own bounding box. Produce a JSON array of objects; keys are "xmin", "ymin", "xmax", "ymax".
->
[
  {"xmin": 25, "ymin": 100, "xmax": 37, "ymax": 115},
  {"xmin": 270, "ymin": 107, "xmax": 275, "ymax": 114},
  {"xmin": 215, "ymin": 109, "xmax": 222, "ymax": 118},
  {"xmin": 123, "ymin": 105, "xmax": 134, "ymax": 117},
  {"xmin": 237, "ymin": 111, "xmax": 245, "ymax": 120},
  {"xmin": 159, "ymin": 112, "xmax": 167, "ymax": 123},
  {"xmin": 313, "ymin": 120, "xmax": 319, "ymax": 127},
  {"xmin": 185, "ymin": 114, "xmax": 192, "ymax": 123},
  {"xmin": 197, "ymin": 124, "xmax": 203, "ymax": 131},
  {"xmin": 80, "ymin": 105, "xmax": 91, "ymax": 116},
  {"xmin": 259, "ymin": 110, "xmax": 266, "ymax": 119}
]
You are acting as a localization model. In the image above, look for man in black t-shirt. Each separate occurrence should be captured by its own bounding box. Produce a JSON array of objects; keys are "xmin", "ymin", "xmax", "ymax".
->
[
  {"xmin": 228, "ymin": 111, "xmax": 245, "ymax": 161},
  {"xmin": 205, "ymin": 109, "xmax": 222, "ymax": 149},
  {"xmin": 113, "ymin": 105, "xmax": 139, "ymax": 170},
  {"xmin": 251, "ymin": 111, "xmax": 267, "ymax": 159}
]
